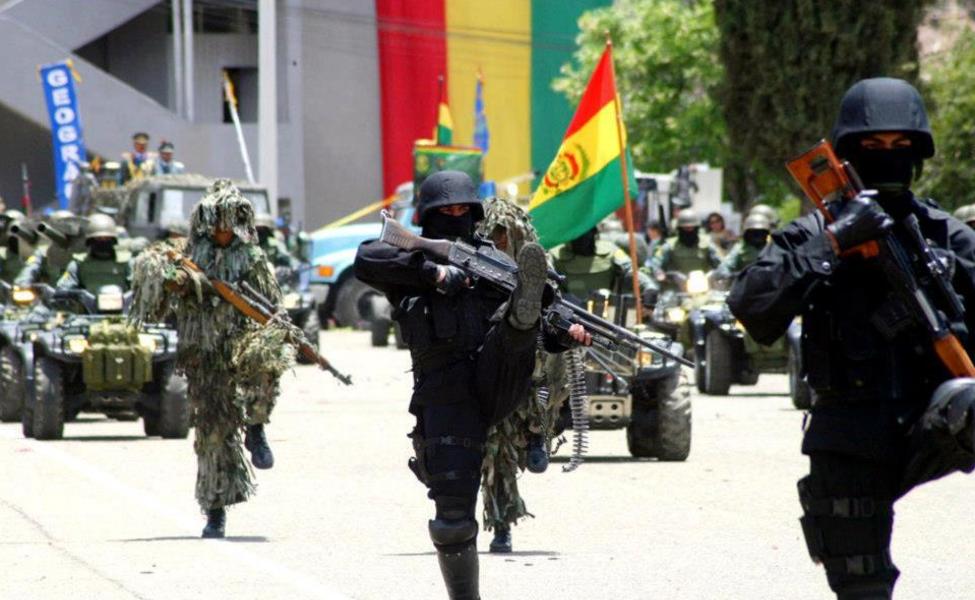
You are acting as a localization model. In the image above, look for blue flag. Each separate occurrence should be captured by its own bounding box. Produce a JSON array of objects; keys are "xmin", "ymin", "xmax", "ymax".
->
[
  {"xmin": 473, "ymin": 72, "xmax": 489, "ymax": 154},
  {"xmin": 40, "ymin": 60, "xmax": 86, "ymax": 208}
]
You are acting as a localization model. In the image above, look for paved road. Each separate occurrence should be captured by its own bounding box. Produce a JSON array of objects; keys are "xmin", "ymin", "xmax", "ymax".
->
[{"xmin": 0, "ymin": 330, "xmax": 970, "ymax": 599}]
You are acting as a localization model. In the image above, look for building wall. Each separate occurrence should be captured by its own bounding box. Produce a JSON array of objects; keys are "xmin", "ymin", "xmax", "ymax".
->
[{"xmin": 298, "ymin": 0, "xmax": 384, "ymax": 229}]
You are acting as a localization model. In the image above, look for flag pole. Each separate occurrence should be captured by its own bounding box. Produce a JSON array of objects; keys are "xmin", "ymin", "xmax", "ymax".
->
[
  {"xmin": 223, "ymin": 70, "xmax": 256, "ymax": 184},
  {"xmin": 606, "ymin": 37, "xmax": 644, "ymax": 323}
]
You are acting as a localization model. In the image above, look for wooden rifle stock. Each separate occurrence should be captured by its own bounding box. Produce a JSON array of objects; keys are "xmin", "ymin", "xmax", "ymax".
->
[{"xmin": 785, "ymin": 140, "xmax": 879, "ymax": 259}]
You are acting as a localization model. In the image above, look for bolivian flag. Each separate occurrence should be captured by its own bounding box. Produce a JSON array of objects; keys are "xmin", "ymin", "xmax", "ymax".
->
[
  {"xmin": 436, "ymin": 101, "xmax": 454, "ymax": 145},
  {"xmin": 529, "ymin": 45, "xmax": 635, "ymax": 249}
]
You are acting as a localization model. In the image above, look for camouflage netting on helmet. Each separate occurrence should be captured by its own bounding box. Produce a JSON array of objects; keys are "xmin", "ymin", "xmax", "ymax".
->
[{"xmin": 476, "ymin": 198, "xmax": 539, "ymax": 258}]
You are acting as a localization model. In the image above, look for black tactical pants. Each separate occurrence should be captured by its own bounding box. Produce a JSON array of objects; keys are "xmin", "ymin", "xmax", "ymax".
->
[
  {"xmin": 799, "ymin": 452, "xmax": 901, "ymax": 599},
  {"xmin": 410, "ymin": 319, "xmax": 538, "ymax": 549}
]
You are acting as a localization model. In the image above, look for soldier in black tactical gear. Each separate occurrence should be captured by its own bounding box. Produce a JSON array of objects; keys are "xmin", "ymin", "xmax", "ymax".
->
[
  {"xmin": 729, "ymin": 78, "xmax": 975, "ymax": 600},
  {"xmin": 354, "ymin": 171, "xmax": 588, "ymax": 600}
]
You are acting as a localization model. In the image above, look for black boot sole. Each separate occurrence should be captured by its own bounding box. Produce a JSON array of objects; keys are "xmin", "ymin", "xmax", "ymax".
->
[{"xmin": 510, "ymin": 243, "xmax": 547, "ymax": 329}]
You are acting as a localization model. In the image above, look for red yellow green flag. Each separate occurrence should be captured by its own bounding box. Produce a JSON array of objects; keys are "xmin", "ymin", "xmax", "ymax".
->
[
  {"xmin": 436, "ymin": 103, "xmax": 453, "ymax": 145},
  {"xmin": 529, "ymin": 45, "xmax": 635, "ymax": 248}
]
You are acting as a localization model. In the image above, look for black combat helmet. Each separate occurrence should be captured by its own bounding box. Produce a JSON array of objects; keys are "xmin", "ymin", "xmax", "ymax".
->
[
  {"xmin": 416, "ymin": 170, "xmax": 484, "ymax": 225},
  {"xmin": 831, "ymin": 77, "xmax": 934, "ymax": 159}
]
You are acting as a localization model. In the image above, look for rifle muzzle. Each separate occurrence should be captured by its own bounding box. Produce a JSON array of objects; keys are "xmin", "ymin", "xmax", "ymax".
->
[
  {"xmin": 37, "ymin": 222, "xmax": 70, "ymax": 247},
  {"xmin": 9, "ymin": 223, "xmax": 38, "ymax": 245}
]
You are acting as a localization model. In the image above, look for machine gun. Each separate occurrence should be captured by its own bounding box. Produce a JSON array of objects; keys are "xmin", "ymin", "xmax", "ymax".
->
[
  {"xmin": 36, "ymin": 222, "xmax": 72, "ymax": 248},
  {"xmin": 9, "ymin": 222, "xmax": 39, "ymax": 245},
  {"xmin": 786, "ymin": 139, "xmax": 975, "ymax": 377},
  {"xmin": 378, "ymin": 211, "xmax": 693, "ymax": 368},
  {"xmin": 165, "ymin": 248, "xmax": 352, "ymax": 385}
]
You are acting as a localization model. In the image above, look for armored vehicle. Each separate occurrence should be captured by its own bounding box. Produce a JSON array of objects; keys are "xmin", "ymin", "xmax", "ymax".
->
[{"xmin": 22, "ymin": 285, "xmax": 187, "ymax": 440}]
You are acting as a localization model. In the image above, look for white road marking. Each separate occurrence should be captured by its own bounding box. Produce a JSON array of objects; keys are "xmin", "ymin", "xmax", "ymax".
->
[{"xmin": 3, "ymin": 430, "xmax": 353, "ymax": 600}]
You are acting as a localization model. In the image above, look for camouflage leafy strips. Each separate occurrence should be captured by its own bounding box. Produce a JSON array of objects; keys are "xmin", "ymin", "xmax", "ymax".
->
[
  {"xmin": 476, "ymin": 197, "xmax": 539, "ymax": 259},
  {"xmin": 128, "ymin": 179, "xmax": 291, "ymax": 511}
]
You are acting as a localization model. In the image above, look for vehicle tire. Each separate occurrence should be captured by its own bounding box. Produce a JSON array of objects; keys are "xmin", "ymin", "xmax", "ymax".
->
[
  {"xmin": 157, "ymin": 371, "xmax": 190, "ymax": 439},
  {"xmin": 143, "ymin": 414, "xmax": 160, "ymax": 436},
  {"xmin": 393, "ymin": 322, "xmax": 408, "ymax": 350},
  {"xmin": 653, "ymin": 388, "xmax": 692, "ymax": 462},
  {"xmin": 626, "ymin": 406, "xmax": 655, "ymax": 458},
  {"xmin": 694, "ymin": 347, "xmax": 706, "ymax": 394},
  {"xmin": 789, "ymin": 345, "xmax": 812, "ymax": 410},
  {"xmin": 371, "ymin": 317, "xmax": 391, "ymax": 347},
  {"xmin": 21, "ymin": 392, "xmax": 34, "ymax": 438},
  {"xmin": 32, "ymin": 357, "xmax": 65, "ymax": 440},
  {"xmin": 333, "ymin": 278, "xmax": 384, "ymax": 330},
  {"xmin": 0, "ymin": 346, "xmax": 25, "ymax": 422},
  {"xmin": 296, "ymin": 311, "xmax": 321, "ymax": 364},
  {"xmin": 703, "ymin": 330, "xmax": 733, "ymax": 395}
]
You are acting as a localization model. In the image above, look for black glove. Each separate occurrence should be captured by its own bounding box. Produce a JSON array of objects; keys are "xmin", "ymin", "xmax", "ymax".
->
[
  {"xmin": 435, "ymin": 265, "xmax": 469, "ymax": 296},
  {"xmin": 826, "ymin": 191, "xmax": 893, "ymax": 252}
]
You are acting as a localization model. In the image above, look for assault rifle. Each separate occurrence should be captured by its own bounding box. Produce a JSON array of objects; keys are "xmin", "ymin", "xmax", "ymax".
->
[
  {"xmin": 378, "ymin": 211, "xmax": 693, "ymax": 368},
  {"xmin": 786, "ymin": 139, "xmax": 975, "ymax": 377},
  {"xmin": 165, "ymin": 249, "xmax": 353, "ymax": 385}
]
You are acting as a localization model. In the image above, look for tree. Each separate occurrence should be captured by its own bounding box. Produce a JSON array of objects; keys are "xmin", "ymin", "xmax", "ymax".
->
[
  {"xmin": 553, "ymin": 0, "xmax": 726, "ymax": 176},
  {"xmin": 713, "ymin": 0, "xmax": 932, "ymax": 209},
  {"xmin": 916, "ymin": 26, "xmax": 975, "ymax": 210}
]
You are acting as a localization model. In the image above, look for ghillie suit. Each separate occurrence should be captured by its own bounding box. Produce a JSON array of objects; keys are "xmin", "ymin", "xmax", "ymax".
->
[
  {"xmin": 130, "ymin": 179, "xmax": 292, "ymax": 512},
  {"xmin": 477, "ymin": 198, "xmax": 570, "ymax": 533}
]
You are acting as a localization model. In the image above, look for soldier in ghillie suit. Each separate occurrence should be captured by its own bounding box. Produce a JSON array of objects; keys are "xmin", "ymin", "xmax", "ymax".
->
[
  {"xmin": 476, "ymin": 198, "xmax": 570, "ymax": 554},
  {"xmin": 129, "ymin": 179, "xmax": 293, "ymax": 539}
]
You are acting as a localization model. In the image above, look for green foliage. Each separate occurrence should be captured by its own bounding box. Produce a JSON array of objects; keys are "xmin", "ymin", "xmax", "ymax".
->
[
  {"xmin": 713, "ymin": 0, "xmax": 932, "ymax": 209},
  {"xmin": 916, "ymin": 28, "xmax": 975, "ymax": 209},
  {"xmin": 553, "ymin": 0, "xmax": 726, "ymax": 174}
]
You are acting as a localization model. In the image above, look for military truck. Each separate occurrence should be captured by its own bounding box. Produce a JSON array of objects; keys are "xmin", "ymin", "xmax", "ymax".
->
[
  {"xmin": 22, "ymin": 285, "xmax": 187, "ymax": 440},
  {"xmin": 563, "ymin": 292, "xmax": 691, "ymax": 460},
  {"xmin": 91, "ymin": 173, "xmax": 272, "ymax": 239}
]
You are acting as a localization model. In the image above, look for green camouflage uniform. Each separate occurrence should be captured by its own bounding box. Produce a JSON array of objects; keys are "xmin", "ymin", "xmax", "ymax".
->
[
  {"xmin": 477, "ymin": 198, "xmax": 569, "ymax": 532},
  {"xmin": 649, "ymin": 235, "xmax": 722, "ymax": 276},
  {"xmin": 130, "ymin": 180, "xmax": 293, "ymax": 512},
  {"xmin": 713, "ymin": 239, "xmax": 764, "ymax": 281}
]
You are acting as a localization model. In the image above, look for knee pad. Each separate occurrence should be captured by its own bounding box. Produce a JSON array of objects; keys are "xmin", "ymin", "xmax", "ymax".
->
[
  {"xmin": 429, "ymin": 495, "xmax": 477, "ymax": 550},
  {"xmin": 797, "ymin": 476, "xmax": 899, "ymax": 593},
  {"xmin": 429, "ymin": 517, "xmax": 477, "ymax": 549}
]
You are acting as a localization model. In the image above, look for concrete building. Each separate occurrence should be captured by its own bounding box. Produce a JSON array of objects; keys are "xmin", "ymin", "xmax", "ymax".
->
[{"xmin": 0, "ymin": 0, "xmax": 384, "ymax": 229}]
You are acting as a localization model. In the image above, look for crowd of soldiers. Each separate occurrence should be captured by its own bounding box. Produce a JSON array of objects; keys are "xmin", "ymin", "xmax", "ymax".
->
[{"xmin": 355, "ymin": 76, "xmax": 975, "ymax": 600}]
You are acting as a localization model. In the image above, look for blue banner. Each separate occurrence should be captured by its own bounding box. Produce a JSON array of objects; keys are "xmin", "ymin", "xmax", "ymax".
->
[
  {"xmin": 40, "ymin": 61, "xmax": 86, "ymax": 209},
  {"xmin": 473, "ymin": 73, "xmax": 489, "ymax": 154}
]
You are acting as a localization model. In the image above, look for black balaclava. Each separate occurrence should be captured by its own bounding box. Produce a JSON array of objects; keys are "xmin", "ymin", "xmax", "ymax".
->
[
  {"xmin": 570, "ymin": 227, "xmax": 598, "ymax": 256},
  {"xmin": 744, "ymin": 229, "xmax": 770, "ymax": 249},
  {"xmin": 849, "ymin": 146, "xmax": 918, "ymax": 220},
  {"xmin": 677, "ymin": 228, "xmax": 699, "ymax": 247},
  {"xmin": 257, "ymin": 227, "xmax": 271, "ymax": 246},
  {"xmin": 6, "ymin": 238, "xmax": 17, "ymax": 255},
  {"xmin": 422, "ymin": 210, "xmax": 475, "ymax": 242},
  {"xmin": 89, "ymin": 239, "xmax": 116, "ymax": 259}
]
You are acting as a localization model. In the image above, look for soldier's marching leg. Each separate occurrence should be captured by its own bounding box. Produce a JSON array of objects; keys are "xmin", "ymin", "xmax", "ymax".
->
[
  {"xmin": 798, "ymin": 453, "xmax": 900, "ymax": 599},
  {"xmin": 191, "ymin": 380, "xmax": 253, "ymax": 538},
  {"xmin": 420, "ymin": 404, "xmax": 485, "ymax": 600},
  {"xmin": 243, "ymin": 374, "xmax": 279, "ymax": 470}
]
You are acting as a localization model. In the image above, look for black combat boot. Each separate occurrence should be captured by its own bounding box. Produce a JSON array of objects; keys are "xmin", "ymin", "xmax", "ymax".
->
[
  {"xmin": 436, "ymin": 543, "xmax": 480, "ymax": 600},
  {"xmin": 244, "ymin": 423, "xmax": 274, "ymax": 469},
  {"xmin": 202, "ymin": 507, "xmax": 225, "ymax": 539},
  {"xmin": 526, "ymin": 434, "xmax": 549, "ymax": 473},
  {"xmin": 508, "ymin": 243, "xmax": 547, "ymax": 330},
  {"xmin": 489, "ymin": 524, "xmax": 512, "ymax": 553}
]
